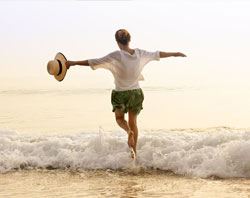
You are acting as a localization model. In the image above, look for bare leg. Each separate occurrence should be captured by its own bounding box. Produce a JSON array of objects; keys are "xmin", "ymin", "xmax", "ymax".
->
[
  {"xmin": 115, "ymin": 109, "xmax": 135, "ymax": 148},
  {"xmin": 128, "ymin": 111, "xmax": 138, "ymax": 154}
]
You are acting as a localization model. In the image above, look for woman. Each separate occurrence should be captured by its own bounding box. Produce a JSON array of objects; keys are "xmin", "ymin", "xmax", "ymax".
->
[{"xmin": 65, "ymin": 29, "xmax": 186, "ymax": 158}]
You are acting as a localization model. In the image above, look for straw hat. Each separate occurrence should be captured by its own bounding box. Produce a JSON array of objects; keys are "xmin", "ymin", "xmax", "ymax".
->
[{"xmin": 47, "ymin": 52, "xmax": 67, "ymax": 81}]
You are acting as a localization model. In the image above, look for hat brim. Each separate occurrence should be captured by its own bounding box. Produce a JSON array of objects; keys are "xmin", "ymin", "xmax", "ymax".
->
[{"xmin": 54, "ymin": 52, "xmax": 67, "ymax": 82}]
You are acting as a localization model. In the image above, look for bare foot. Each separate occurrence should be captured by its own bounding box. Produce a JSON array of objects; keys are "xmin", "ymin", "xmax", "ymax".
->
[
  {"xmin": 128, "ymin": 130, "xmax": 136, "ymax": 159},
  {"xmin": 129, "ymin": 147, "xmax": 136, "ymax": 159}
]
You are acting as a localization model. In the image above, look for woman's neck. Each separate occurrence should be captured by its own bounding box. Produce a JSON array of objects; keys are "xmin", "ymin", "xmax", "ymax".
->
[
  {"xmin": 120, "ymin": 45, "xmax": 130, "ymax": 51},
  {"xmin": 120, "ymin": 45, "xmax": 134, "ymax": 55}
]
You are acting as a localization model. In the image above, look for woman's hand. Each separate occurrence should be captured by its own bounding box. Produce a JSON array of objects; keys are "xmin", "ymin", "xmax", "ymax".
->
[
  {"xmin": 175, "ymin": 52, "xmax": 187, "ymax": 57},
  {"xmin": 65, "ymin": 61, "xmax": 75, "ymax": 69}
]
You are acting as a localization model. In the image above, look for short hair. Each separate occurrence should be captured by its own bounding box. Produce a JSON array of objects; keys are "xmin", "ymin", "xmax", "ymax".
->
[{"xmin": 115, "ymin": 29, "xmax": 131, "ymax": 45}]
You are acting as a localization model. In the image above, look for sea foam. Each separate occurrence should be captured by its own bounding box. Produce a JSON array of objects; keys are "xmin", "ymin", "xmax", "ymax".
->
[{"xmin": 1, "ymin": 127, "xmax": 250, "ymax": 178}]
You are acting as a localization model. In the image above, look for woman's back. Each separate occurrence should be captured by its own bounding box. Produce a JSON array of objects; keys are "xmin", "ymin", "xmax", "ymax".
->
[{"xmin": 88, "ymin": 48, "xmax": 160, "ymax": 91}]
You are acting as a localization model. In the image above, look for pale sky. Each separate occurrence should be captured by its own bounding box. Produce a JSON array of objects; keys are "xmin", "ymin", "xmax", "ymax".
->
[{"xmin": 0, "ymin": 0, "xmax": 250, "ymax": 90}]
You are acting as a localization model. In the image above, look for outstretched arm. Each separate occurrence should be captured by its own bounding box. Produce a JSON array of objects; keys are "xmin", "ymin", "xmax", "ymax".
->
[
  {"xmin": 65, "ymin": 51, "xmax": 117, "ymax": 70},
  {"xmin": 159, "ymin": 52, "xmax": 186, "ymax": 58},
  {"xmin": 65, "ymin": 60, "xmax": 89, "ymax": 69}
]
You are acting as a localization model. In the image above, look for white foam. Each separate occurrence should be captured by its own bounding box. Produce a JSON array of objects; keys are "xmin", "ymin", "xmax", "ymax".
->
[{"xmin": 1, "ymin": 127, "xmax": 250, "ymax": 178}]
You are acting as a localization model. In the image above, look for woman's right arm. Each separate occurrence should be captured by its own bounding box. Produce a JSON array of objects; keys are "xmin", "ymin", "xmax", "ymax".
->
[
  {"xmin": 65, "ymin": 60, "xmax": 89, "ymax": 69},
  {"xmin": 159, "ymin": 52, "xmax": 186, "ymax": 58}
]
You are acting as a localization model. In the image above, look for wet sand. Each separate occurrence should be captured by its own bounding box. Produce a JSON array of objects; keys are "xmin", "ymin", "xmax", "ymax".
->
[{"xmin": 0, "ymin": 170, "xmax": 250, "ymax": 198}]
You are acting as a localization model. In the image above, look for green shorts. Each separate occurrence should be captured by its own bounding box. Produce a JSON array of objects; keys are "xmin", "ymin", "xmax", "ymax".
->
[{"xmin": 111, "ymin": 88, "xmax": 144, "ymax": 115}]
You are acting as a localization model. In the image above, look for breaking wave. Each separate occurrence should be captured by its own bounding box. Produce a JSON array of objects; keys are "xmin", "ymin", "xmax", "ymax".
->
[{"xmin": 1, "ymin": 127, "xmax": 250, "ymax": 178}]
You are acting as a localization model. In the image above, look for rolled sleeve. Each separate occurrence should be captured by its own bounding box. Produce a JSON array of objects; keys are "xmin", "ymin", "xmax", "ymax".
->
[
  {"xmin": 139, "ymin": 49, "xmax": 161, "ymax": 66},
  {"xmin": 146, "ymin": 50, "xmax": 160, "ymax": 61},
  {"xmin": 88, "ymin": 51, "xmax": 119, "ymax": 71},
  {"xmin": 88, "ymin": 59, "xmax": 97, "ymax": 70},
  {"xmin": 155, "ymin": 51, "xmax": 160, "ymax": 61}
]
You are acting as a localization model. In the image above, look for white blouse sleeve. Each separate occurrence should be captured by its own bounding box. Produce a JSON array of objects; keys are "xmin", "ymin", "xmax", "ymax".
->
[
  {"xmin": 88, "ymin": 51, "xmax": 120, "ymax": 71},
  {"xmin": 139, "ymin": 49, "xmax": 160, "ymax": 66}
]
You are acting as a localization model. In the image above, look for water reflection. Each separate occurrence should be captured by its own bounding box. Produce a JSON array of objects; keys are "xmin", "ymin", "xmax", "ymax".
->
[
  {"xmin": 119, "ymin": 180, "xmax": 142, "ymax": 198},
  {"xmin": 1, "ymin": 170, "xmax": 250, "ymax": 198}
]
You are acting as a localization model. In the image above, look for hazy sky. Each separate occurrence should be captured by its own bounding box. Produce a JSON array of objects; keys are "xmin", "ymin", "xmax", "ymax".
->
[{"xmin": 0, "ymin": 0, "xmax": 249, "ymax": 90}]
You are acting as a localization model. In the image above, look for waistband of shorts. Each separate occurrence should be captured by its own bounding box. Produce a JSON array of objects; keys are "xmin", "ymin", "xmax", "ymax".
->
[{"xmin": 112, "ymin": 88, "xmax": 142, "ymax": 93}]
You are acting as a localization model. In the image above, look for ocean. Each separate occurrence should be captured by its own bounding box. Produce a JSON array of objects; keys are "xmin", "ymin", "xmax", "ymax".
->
[{"xmin": 1, "ymin": 86, "xmax": 250, "ymax": 197}]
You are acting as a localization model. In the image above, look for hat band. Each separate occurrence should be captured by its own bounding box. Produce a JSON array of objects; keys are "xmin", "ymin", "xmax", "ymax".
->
[{"xmin": 56, "ymin": 59, "xmax": 63, "ymax": 76}]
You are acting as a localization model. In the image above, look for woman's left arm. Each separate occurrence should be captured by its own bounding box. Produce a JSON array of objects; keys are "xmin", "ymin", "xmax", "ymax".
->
[
  {"xmin": 159, "ymin": 52, "xmax": 186, "ymax": 58},
  {"xmin": 65, "ymin": 60, "xmax": 89, "ymax": 69}
]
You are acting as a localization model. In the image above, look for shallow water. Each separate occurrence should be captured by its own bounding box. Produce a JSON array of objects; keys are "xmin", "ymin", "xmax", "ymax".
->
[
  {"xmin": 1, "ymin": 86, "xmax": 250, "ymax": 133},
  {"xmin": 1, "ymin": 170, "xmax": 250, "ymax": 198}
]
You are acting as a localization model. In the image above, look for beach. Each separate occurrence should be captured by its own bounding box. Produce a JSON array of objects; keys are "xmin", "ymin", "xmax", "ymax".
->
[
  {"xmin": 1, "ymin": 87, "xmax": 250, "ymax": 197},
  {"xmin": 1, "ymin": 170, "xmax": 250, "ymax": 198},
  {"xmin": 1, "ymin": 1, "xmax": 250, "ymax": 196}
]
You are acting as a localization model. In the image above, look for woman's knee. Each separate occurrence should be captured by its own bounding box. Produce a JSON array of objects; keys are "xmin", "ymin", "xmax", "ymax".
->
[
  {"xmin": 115, "ymin": 115, "xmax": 125, "ymax": 125},
  {"xmin": 115, "ymin": 110, "xmax": 124, "ymax": 122}
]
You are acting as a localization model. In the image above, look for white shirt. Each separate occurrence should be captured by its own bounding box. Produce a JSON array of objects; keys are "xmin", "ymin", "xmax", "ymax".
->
[{"xmin": 88, "ymin": 48, "xmax": 160, "ymax": 91}]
